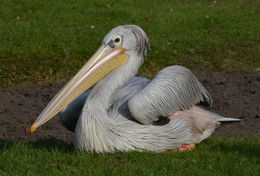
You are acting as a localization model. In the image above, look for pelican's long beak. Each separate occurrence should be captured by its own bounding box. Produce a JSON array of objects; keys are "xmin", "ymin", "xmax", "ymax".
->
[{"xmin": 29, "ymin": 44, "xmax": 128, "ymax": 133}]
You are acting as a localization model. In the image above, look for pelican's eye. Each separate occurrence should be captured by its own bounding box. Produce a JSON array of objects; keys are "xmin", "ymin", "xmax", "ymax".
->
[
  {"xmin": 114, "ymin": 38, "xmax": 120, "ymax": 43},
  {"xmin": 113, "ymin": 35, "xmax": 122, "ymax": 46}
]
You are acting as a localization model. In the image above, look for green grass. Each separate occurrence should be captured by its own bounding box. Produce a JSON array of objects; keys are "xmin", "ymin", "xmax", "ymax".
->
[
  {"xmin": 0, "ymin": 0, "xmax": 260, "ymax": 87},
  {"xmin": 0, "ymin": 0, "xmax": 259, "ymax": 174},
  {"xmin": 1, "ymin": 1, "xmax": 259, "ymax": 174},
  {"xmin": 0, "ymin": 137, "xmax": 259, "ymax": 176}
]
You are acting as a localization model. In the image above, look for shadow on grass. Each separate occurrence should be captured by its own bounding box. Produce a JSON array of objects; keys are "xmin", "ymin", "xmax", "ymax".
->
[
  {"xmin": 1, "ymin": 136, "xmax": 260, "ymax": 158},
  {"xmin": 203, "ymin": 136, "xmax": 260, "ymax": 159},
  {"xmin": 0, "ymin": 138, "xmax": 74, "ymax": 153},
  {"xmin": 30, "ymin": 138, "xmax": 74, "ymax": 152}
]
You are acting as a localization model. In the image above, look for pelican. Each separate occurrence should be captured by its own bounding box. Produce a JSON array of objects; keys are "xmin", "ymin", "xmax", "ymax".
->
[{"xmin": 30, "ymin": 25, "xmax": 240, "ymax": 153}]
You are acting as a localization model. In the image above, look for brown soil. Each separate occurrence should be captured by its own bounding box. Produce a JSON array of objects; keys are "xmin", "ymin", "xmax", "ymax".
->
[{"xmin": 0, "ymin": 72, "xmax": 259, "ymax": 143}]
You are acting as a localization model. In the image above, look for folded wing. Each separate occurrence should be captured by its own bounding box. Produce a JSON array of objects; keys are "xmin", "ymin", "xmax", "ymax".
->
[{"xmin": 128, "ymin": 66, "xmax": 212, "ymax": 125}]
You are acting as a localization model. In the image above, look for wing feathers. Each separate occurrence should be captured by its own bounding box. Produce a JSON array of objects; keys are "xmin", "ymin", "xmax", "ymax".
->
[{"xmin": 128, "ymin": 66, "xmax": 212, "ymax": 125}]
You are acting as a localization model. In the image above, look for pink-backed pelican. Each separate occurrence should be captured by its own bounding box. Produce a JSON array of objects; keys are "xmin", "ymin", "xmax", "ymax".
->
[{"xmin": 30, "ymin": 25, "xmax": 240, "ymax": 153}]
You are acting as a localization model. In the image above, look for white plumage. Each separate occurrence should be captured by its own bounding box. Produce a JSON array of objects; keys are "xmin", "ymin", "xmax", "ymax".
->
[{"xmin": 57, "ymin": 25, "xmax": 240, "ymax": 153}]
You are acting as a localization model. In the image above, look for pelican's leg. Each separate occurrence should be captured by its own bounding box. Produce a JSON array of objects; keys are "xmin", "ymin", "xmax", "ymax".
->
[
  {"xmin": 176, "ymin": 144, "xmax": 196, "ymax": 152},
  {"xmin": 161, "ymin": 144, "xmax": 195, "ymax": 153}
]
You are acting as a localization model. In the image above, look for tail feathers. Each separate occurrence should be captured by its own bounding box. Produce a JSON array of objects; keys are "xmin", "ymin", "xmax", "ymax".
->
[
  {"xmin": 198, "ymin": 106, "xmax": 241, "ymax": 123},
  {"xmin": 217, "ymin": 117, "xmax": 241, "ymax": 122}
]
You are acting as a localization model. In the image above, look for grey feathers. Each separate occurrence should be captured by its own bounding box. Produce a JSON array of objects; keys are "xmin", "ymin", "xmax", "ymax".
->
[
  {"xmin": 128, "ymin": 65, "xmax": 213, "ymax": 125},
  {"xmin": 60, "ymin": 25, "xmax": 239, "ymax": 153},
  {"xmin": 60, "ymin": 77, "xmax": 150, "ymax": 131},
  {"xmin": 60, "ymin": 90, "xmax": 92, "ymax": 131},
  {"xmin": 103, "ymin": 25, "xmax": 150, "ymax": 57},
  {"xmin": 121, "ymin": 25, "xmax": 150, "ymax": 57}
]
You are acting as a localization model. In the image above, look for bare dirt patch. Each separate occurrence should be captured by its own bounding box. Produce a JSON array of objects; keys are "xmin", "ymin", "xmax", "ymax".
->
[{"xmin": 0, "ymin": 72, "xmax": 259, "ymax": 143}]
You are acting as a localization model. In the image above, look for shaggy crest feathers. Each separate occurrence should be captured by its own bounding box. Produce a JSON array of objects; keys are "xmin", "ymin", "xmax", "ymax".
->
[{"xmin": 121, "ymin": 25, "xmax": 150, "ymax": 57}]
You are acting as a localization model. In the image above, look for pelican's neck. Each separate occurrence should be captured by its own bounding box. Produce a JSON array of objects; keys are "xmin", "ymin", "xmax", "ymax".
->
[
  {"xmin": 87, "ymin": 52, "xmax": 143, "ymax": 108},
  {"xmin": 74, "ymin": 52, "xmax": 143, "ymax": 152}
]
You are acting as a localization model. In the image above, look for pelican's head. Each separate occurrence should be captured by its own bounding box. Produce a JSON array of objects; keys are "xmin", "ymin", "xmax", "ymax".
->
[
  {"xmin": 29, "ymin": 25, "xmax": 149, "ymax": 132},
  {"xmin": 103, "ymin": 25, "xmax": 149, "ymax": 57}
]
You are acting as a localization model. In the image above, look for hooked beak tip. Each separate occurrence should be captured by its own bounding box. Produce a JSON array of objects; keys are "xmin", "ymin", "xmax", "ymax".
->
[{"xmin": 29, "ymin": 123, "xmax": 37, "ymax": 133}]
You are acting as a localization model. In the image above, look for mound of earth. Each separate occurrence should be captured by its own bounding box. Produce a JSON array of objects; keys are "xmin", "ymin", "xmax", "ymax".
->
[{"xmin": 0, "ymin": 72, "xmax": 259, "ymax": 143}]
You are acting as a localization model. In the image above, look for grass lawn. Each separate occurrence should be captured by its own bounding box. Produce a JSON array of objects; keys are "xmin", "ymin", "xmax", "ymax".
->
[
  {"xmin": 0, "ymin": 0, "xmax": 259, "ymax": 87},
  {"xmin": 0, "ymin": 137, "xmax": 259, "ymax": 176},
  {"xmin": 0, "ymin": 0, "xmax": 260, "ymax": 175}
]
